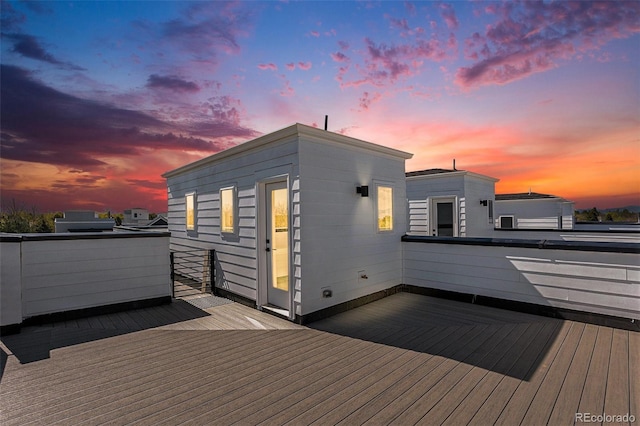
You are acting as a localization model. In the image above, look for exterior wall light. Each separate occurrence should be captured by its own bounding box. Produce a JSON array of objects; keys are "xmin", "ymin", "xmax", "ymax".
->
[
  {"xmin": 480, "ymin": 199, "xmax": 488, "ymax": 206},
  {"xmin": 356, "ymin": 185, "xmax": 369, "ymax": 197}
]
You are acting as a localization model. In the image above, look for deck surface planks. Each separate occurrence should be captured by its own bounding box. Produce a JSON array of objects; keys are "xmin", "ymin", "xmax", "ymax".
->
[{"xmin": 1, "ymin": 291, "xmax": 636, "ymax": 425}]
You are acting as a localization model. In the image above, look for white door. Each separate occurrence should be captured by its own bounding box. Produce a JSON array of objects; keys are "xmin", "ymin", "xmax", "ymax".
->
[{"xmin": 265, "ymin": 181, "xmax": 289, "ymax": 309}]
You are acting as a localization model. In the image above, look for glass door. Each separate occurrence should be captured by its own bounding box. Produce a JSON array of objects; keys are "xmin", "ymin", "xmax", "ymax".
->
[{"xmin": 265, "ymin": 181, "xmax": 289, "ymax": 308}]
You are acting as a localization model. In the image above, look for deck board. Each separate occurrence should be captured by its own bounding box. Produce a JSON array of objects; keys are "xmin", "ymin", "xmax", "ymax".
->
[
  {"xmin": 419, "ymin": 323, "xmax": 532, "ymax": 424},
  {"xmin": 390, "ymin": 324, "xmax": 521, "ymax": 425},
  {"xmin": 630, "ymin": 331, "xmax": 640, "ymax": 422},
  {"xmin": 575, "ymin": 326, "xmax": 613, "ymax": 417},
  {"xmin": 442, "ymin": 321, "xmax": 554, "ymax": 425},
  {"xmin": 603, "ymin": 329, "xmax": 631, "ymax": 420},
  {"xmin": 547, "ymin": 323, "xmax": 599, "ymax": 425},
  {"xmin": 1, "ymin": 292, "xmax": 634, "ymax": 425}
]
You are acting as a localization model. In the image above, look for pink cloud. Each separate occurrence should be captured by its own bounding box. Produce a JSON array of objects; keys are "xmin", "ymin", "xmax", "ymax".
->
[
  {"xmin": 334, "ymin": 29, "xmax": 453, "ymax": 91},
  {"xmin": 286, "ymin": 63, "xmax": 296, "ymax": 70},
  {"xmin": 455, "ymin": 43, "xmax": 566, "ymax": 88},
  {"xmin": 298, "ymin": 61, "xmax": 312, "ymax": 70},
  {"xmin": 358, "ymin": 91, "xmax": 382, "ymax": 110},
  {"xmin": 257, "ymin": 63, "xmax": 277, "ymax": 71},
  {"xmin": 439, "ymin": 3, "xmax": 459, "ymax": 30},
  {"xmin": 388, "ymin": 16, "xmax": 410, "ymax": 32},
  {"xmin": 331, "ymin": 52, "xmax": 349, "ymax": 62},
  {"xmin": 279, "ymin": 75, "xmax": 294, "ymax": 97},
  {"xmin": 309, "ymin": 30, "xmax": 320, "ymax": 37},
  {"xmin": 456, "ymin": 1, "xmax": 640, "ymax": 89}
]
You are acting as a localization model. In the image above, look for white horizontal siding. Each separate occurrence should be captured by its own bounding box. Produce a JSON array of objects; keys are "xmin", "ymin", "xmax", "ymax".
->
[
  {"xmin": 495, "ymin": 198, "xmax": 570, "ymax": 230},
  {"xmin": 166, "ymin": 138, "xmax": 299, "ymax": 301},
  {"xmin": 517, "ymin": 217, "xmax": 560, "ymax": 229},
  {"xmin": 299, "ymin": 137, "xmax": 406, "ymax": 315},
  {"xmin": 406, "ymin": 174, "xmax": 495, "ymax": 237},
  {"xmin": 1, "ymin": 241, "xmax": 22, "ymax": 326},
  {"xmin": 20, "ymin": 235, "xmax": 170, "ymax": 318},
  {"xmin": 402, "ymin": 241, "xmax": 640, "ymax": 319}
]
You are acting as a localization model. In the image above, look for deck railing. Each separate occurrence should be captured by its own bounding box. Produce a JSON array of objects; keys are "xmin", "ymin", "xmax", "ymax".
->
[
  {"xmin": 402, "ymin": 235, "xmax": 640, "ymax": 328},
  {"xmin": 170, "ymin": 249, "xmax": 215, "ymax": 297},
  {"xmin": 0, "ymin": 232, "xmax": 171, "ymax": 330}
]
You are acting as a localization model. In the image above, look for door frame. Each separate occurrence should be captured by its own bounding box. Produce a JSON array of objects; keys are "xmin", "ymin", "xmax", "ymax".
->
[
  {"xmin": 429, "ymin": 196, "xmax": 458, "ymax": 237},
  {"xmin": 256, "ymin": 174, "xmax": 293, "ymax": 318}
]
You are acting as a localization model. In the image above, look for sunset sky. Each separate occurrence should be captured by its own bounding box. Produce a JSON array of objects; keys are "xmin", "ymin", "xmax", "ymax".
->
[{"xmin": 1, "ymin": 0, "xmax": 639, "ymax": 213}]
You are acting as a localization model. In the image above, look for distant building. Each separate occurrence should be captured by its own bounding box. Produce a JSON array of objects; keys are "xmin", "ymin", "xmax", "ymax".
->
[
  {"xmin": 147, "ymin": 214, "xmax": 168, "ymax": 227},
  {"xmin": 406, "ymin": 168, "xmax": 499, "ymax": 237},
  {"xmin": 115, "ymin": 212, "xmax": 168, "ymax": 232},
  {"xmin": 123, "ymin": 208, "xmax": 149, "ymax": 225},
  {"xmin": 494, "ymin": 192, "xmax": 575, "ymax": 230},
  {"xmin": 54, "ymin": 211, "xmax": 115, "ymax": 233}
]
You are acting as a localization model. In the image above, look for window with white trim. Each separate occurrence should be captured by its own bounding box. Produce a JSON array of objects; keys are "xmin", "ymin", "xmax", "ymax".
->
[
  {"xmin": 377, "ymin": 185, "xmax": 393, "ymax": 232},
  {"xmin": 499, "ymin": 215, "xmax": 514, "ymax": 229},
  {"xmin": 185, "ymin": 192, "xmax": 196, "ymax": 231},
  {"xmin": 488, "ymin": 200, "xmax": 494, "ymax": 224},
  {"xmin": 220, "ymin": 187, "xmax": 235, "ymax": 234}
]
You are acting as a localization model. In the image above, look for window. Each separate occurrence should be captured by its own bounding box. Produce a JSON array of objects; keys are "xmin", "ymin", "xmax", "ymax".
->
[
  {"xmin": 377, "ymin": 186, "xmax": 393, "ymax": 231},
  {"xmin": 488, "ymin": 200, "xmax": 494, "ymax": 223},
  {"xmin": 220, "ymin": 187, "xmax": 235, "ymax": 234},
  {"xmin": 185, "ymin": 192, "xmax": 195, "ymax": 231},
  {"xmin": 500, "ymin": 215, "xmax": 514, "ymax": 229}
]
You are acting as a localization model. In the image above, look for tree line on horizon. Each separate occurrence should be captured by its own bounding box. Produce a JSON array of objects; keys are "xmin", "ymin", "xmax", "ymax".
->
[
  {"xmin": 0, "ymin": 202, "xmax": 158, "ymax": 233},
  {"xmin": 574, "ymin": 207, "xmax": 639, "ymax": 223},
  {"xmin": 2, "ymin": 202, "xmax": 639, "ymax": 233}
]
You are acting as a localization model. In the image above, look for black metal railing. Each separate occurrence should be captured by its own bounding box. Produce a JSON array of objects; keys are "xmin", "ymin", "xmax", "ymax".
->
[{"xmin": 170, "ymin": 249, "xmax": 215, "ymax": 298}]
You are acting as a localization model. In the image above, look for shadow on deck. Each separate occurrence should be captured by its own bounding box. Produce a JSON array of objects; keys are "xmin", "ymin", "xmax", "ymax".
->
[
  {"xmin": 0, "ymin": 299, "xmax": 210, "ymax": 367},
  {"xmin": 309, "ymin": 292, "xmax": 562, "ymax": 381}
]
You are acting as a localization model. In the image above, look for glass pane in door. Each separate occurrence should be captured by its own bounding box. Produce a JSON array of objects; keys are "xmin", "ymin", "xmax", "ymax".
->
[
  {"xmin": 271, "ymin": 187, "xmax": 289, "ymax": 291},
  {"xmin": 437, "ymin": 202, "xmax": 454, "ymax": 236}
]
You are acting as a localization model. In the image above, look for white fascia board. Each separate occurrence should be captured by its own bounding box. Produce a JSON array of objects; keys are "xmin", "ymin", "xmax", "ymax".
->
[
  {"xmin": 297, "ymin": 124, "xmax": 413, "ymax": 160},
  {"xmin": 406, "ymin": 170, "xmax": 499, "ymax": 183},
  {"xmin": 162, "ymin": 123, "xmax": 413, "ymax": 178},
  {"xmin": 495, "ymin": 197, "xmax": 564, "ymax": 204},
  {"xmin": 162, "ymin": 124, "xmax": 300, "ymax": 178}
]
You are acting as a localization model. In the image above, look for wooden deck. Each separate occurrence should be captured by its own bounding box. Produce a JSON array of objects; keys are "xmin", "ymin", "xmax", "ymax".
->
[{"xmin": 1, "ymin": 292, "xmax": 637, "ymax": 425}]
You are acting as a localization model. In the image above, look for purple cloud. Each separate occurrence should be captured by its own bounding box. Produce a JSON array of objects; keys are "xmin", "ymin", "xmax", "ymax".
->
[
  {"xmin": 4, "ymin": 33, "xmax": 85, "ymax": 70},
  {"xmin": 388, "ymin": 16, "xmax": 411, "ymax": 32},
  {"xmin": 456, "ymin": 1, "xmax": 640, "ymax": 89},
  {"xmin": 0, "ymin": 65, "xmax": 255, "ymax": 170},
  {"xmin": 130, "ymin": 1, "xmax": 252, "ymax": 71},
  {"xmin": 146, "ymin": 74, "xmax": 200, "ymax": 92},
  {"xmin": 0, "ymin": 2, "xmax": 25, "ymax": 32},
  {"xmin": 350, "ymin": 36, "xmax": 448, "ymax": 88},
  {"xmin": 331, "ymin": 52, "xmax": 349, "ymax": 62}
]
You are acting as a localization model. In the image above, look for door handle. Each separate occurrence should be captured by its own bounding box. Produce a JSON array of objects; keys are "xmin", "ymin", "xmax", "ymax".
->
[{"xmin": 265, "ymin": 248, "xmax": 271, "ymax": 252}]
